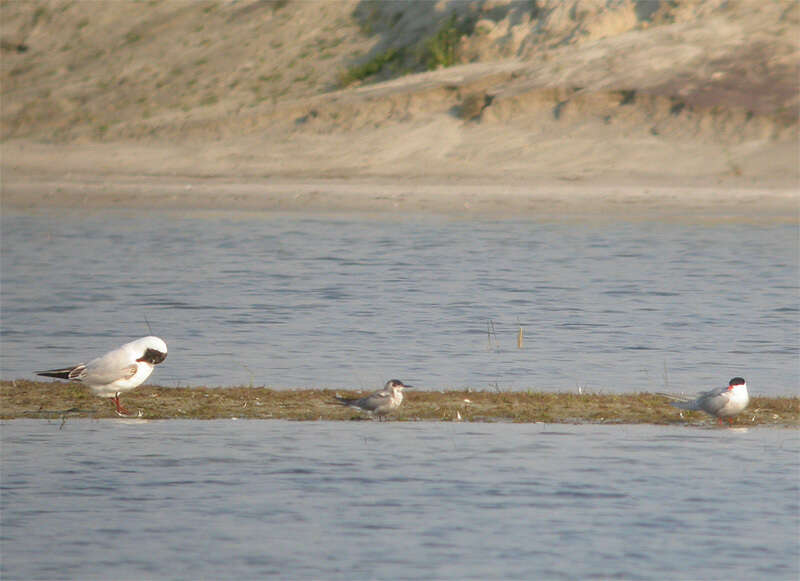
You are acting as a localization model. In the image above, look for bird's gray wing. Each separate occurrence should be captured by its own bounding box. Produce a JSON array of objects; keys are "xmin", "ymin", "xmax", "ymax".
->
[
  {"xmin": 356, "ymin": 390, "xmax": 391, "ymax": 411},
  {"xmin": 696, "ymin": 386, "xmax": 731, "ymax": 415},
  {"xmin": 84, "ymin": 357, "xmax": 138, "ymax": 385}
]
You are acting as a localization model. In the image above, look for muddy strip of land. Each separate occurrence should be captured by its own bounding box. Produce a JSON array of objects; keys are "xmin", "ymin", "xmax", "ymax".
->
[{"xmin": 2, "ymin": 381, "xmax": 797, "ymax": 426}]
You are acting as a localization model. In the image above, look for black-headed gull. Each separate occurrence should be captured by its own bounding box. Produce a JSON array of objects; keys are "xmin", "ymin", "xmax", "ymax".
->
[{"xmin": 36, "ymin": 336, "xmax": 167, "ymax": 416}]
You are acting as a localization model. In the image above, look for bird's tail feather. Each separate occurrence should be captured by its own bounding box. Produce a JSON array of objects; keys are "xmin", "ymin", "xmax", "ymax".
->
[
  {"xmin": 36, "ymin": 368, "xmax": 76, "ymax": 380},
  {"xmin": 334, "ymin": 394, "xmax": 354, "ymax": 406},
  {"xmin": 657, "ymin": 392, "xmax": 693, "ymax": 403},
  {"xmin": 658, "ymin": 392, "xmax": 700, "ymax": 410},
  {"xmin": 669, "ymin": 400, "xmax": 700, "ymax": 410}
]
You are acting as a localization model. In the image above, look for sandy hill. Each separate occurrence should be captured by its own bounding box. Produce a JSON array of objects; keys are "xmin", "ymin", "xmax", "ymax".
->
[{"xmin": 1, "ymin": 0, "xmax": 798, "ymax": 203}]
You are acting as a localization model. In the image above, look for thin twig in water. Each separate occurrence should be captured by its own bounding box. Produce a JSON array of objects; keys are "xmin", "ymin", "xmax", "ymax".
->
[{"xmin": 487, "ymin": 320, "xmax": 499, "ymax": 351}]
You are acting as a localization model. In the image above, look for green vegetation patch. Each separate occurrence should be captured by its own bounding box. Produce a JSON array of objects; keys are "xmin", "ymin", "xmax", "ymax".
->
[
  {"xmin": 338, "ymin": 47, "xmax": 404, "ymax": 87},
  {"xmin": 422, "ymin": 12, "xmax": 473, "ymax": 70},
  {"xmin": 338, "ymin": 10, "xmax": 477, "ymax": 87}
]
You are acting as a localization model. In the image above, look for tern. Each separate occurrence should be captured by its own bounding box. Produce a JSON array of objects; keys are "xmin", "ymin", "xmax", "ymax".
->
[
  {"xmin": 661, "ymin": 377, "xmax": 749, "ymax": 424},
  {"xmin": 36, "ymin": 336, "xmax": 168, "ymax": 416},
  {"xmin": 335, "ymin": 379, "xmax": 412, "ymax": 421}
]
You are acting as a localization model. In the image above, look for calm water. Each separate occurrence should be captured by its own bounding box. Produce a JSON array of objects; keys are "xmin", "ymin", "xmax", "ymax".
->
[
  {"xmin": 1, "ymin": 420, "xmax": 798, "ymax": 580},
  {"xmin": 1, "ymin": 208, "xmax": 797, "ymax": 394}
]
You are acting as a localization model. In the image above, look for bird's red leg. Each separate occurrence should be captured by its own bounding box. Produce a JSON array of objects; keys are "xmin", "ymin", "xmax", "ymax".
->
[{"xmin": 113, "ymin": 394, "xmax": 131, "ymax": 416}]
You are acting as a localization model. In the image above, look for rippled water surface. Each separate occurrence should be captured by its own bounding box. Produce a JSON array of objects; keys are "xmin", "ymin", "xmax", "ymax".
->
[
  {"xmin": 1, "ymin": 420, "xmax": 798, "ymax": 580},
  {"xmin": 1, "ymin": 209, "xmax": 797, "ymax": 394}
]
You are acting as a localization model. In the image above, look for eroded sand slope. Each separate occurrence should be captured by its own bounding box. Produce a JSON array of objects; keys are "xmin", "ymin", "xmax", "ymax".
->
[{"xmin": 1, "ymin": 1, "xmax": 797, "ymax": 212}]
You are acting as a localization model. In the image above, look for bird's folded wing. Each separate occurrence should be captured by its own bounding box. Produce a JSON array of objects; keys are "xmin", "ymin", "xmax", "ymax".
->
[
  {"xmin": 85, "ymin": 362, "xmax": 138, "ymax": 385},
  {"xmin": 368, "ymin": 391, "xmax": 391, "ymax": 402},
  {"xmin": 698, "ymin": 385, "xmax": 728, "ymax": 398},
  {"xmin": 698, "ymin": 389, "xmax": 730, "ymax": 414}
]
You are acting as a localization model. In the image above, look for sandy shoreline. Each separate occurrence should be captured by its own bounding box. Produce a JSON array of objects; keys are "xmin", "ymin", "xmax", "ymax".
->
[
  {"xmin": 3, "ymin": 134, "xmax": 797, "ymax": 222},
  {"xmin": 3, "ymin": 169, "xmax": 798, "ymax": 223}
]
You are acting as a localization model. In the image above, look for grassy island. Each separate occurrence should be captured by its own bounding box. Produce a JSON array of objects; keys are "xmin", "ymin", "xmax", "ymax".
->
[{"xmin": 2, "ymin": 381, "xmax": 797, "ymax": 427}]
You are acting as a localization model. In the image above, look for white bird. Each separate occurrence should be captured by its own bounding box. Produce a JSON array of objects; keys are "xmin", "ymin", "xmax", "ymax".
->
[
  {"xmin": 335, "ymin": 379, "xmax": 412, "ymax": 421},
  {"xmin": 661, "ymin": 377, "xmax": 750, "ymax": 424},
  {"xmin": 36, "ymin": 336, "xmax": 168, "ymax": 416}
]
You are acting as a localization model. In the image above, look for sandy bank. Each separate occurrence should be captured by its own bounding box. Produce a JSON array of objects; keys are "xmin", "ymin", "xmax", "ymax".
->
[
  {"xmin": 2, "ymin": 2, "xmax": 797, "ymax": 221},
  {"xmin": 3, "ymin": 174, "xmax": 798, "ymax": 224},
  {"xmin": 2, "ymin": 139, "xmax": 797, "ymax": 222}
]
